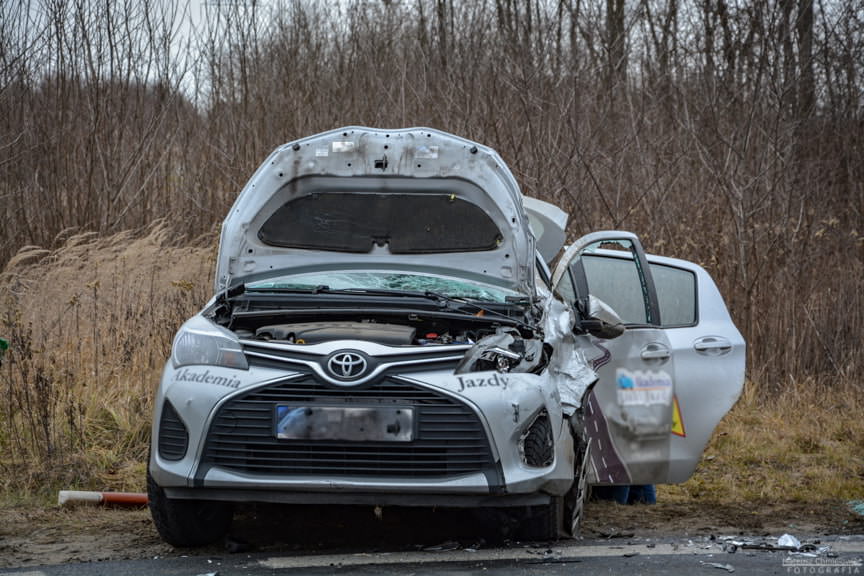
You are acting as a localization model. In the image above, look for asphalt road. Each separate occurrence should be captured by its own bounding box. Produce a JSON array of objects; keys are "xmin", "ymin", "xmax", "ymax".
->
[{"xmin": 2, "ymin": 536, "xmax": 862, "ymax": 576}]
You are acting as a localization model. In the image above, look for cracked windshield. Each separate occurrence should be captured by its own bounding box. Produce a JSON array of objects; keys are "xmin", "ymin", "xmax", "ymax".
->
[{"xmin": 246, "ymin": 271, "xmax": 520, "ymax": 302}]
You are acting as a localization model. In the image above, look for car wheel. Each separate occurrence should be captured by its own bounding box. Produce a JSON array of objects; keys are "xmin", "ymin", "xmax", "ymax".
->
[
  {"xmin": 518, "ymin": 497, "xmax": 562, "ymax": 541},
  {"xmin": 147, "ymin": 470, "xmax": 233, "ymax": 547},
  {"xmin": 521, "ymin": 411, "xmax": 554, "ymax": 467}
]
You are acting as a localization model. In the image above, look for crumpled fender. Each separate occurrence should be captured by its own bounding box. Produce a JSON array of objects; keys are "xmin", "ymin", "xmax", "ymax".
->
[{"xmin": 543, "ymin": 294, "xmax": 597, "ymax": 415}]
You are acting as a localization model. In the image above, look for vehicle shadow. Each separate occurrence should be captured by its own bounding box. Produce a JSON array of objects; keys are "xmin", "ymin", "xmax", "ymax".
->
[{"xmin": 227, "ymin": 503, "xmax": 516, "ymax": 553}]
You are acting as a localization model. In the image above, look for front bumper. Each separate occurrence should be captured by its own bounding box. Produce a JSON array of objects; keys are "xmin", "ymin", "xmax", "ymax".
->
[{"xmin": 150, "ymin": 362, "xmax": 575, "ymax": 506}]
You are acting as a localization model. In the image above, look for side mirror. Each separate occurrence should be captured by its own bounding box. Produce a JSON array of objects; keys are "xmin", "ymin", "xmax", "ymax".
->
[{"xmin": 579, "ymin": 295, "xmax": 625, "ymax": 339}]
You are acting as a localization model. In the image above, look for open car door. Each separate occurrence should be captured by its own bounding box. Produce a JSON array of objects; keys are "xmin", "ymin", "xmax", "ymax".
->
[{"xmin": 552, "ymin": 232, "xmax": 745, "ymax": 485}]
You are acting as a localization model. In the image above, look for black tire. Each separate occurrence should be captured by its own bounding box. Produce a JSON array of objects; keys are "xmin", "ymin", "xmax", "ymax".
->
[
  {"xmin": 518, "ymin": 497, "xmax": 562, "ymax": 541},
  {"xmin": 471, "ymin": 507, "xmax": 521, "ymax": 542},
  {"xmin": 522, "ymin": 412, "xmax": 554, "ymax": 468},
  {"xmin": 519, "ymin": 413, "xmax": 587, "ymax": 541},
  {"xmin": 147, "ymin": 470, "xmax": 233, "ymax": 547}
]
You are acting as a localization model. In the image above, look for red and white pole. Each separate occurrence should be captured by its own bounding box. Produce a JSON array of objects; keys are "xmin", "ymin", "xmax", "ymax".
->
[{"xmin": 58, "ymin": 490, "xmax": 148, "ymax": 506}]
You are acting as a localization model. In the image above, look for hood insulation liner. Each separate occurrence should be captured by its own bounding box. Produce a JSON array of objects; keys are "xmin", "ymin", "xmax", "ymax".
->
[{"xmin": 258, "ymin": 192, "xmax": 502, "ymax": 254}]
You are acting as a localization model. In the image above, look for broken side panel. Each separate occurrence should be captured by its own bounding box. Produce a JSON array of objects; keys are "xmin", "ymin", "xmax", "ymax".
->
[{"xmin": 581, "ymin": 331, "xmax": 676, "ymax": 485}]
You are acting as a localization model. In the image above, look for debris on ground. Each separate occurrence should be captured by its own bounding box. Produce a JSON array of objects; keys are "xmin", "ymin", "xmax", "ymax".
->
[
  {"xmin": 592, "ymin": 528, "xmax": 636, "ymax": 539},
  {"xmin": 700, "ymin": 561, "xmax": 735, "ymax": 572},
  {"xmin": 2, "ymin": 500, "xmax": 860, "ymax": 569},
  {"xmin": 777, "ymin": 533, "xmax": 801, "ymax": 548},
  {"xmin": 422, "ymin": 540, "xmax": 460, "ymax": 552},
  {"xmin": 716, "ymin": 534, "xmax": 836, "ymax": 557},
  {"xmin": 463, "ymin": 538, "xmax": 485, "ymax": 552},
  {"xmin": 526, "ymin": 547, "xmax": 563, "ymax": 561}
]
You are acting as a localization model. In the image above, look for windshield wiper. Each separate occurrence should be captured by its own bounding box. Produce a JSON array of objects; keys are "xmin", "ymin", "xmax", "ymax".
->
[
  {"xmin": 234, "ymin": 285, "xmax": 534, "ymax": 328},
  {"xmin": 322, "ymin": 288, "xmax": 527, "ymax": 318},
  {"xmin": 245, "ymin": 286, "xmax": 434, "ymax": 298},
  {"xmin": 326, "ymin": 287, "xmax": 432, "ymax": 298},
  {"xmin": 422, "ymin": 291, "xmax": 535, "ymax": 330},
  {"xmin": 331, "ymin": 288, "xmax": 512, "ymax": 311},
  {"xmin": 243, "ymin": 284, "xmax": 332, "ymax": 294}
]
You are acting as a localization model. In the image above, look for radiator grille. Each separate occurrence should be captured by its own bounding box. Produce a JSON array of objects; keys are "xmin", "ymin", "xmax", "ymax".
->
[{"xmin": 200, "ymin": 378, "xmax": 494, "ymax": 477}]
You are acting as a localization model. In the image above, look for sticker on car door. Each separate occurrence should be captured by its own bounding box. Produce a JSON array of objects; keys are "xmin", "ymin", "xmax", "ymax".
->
[{"xmin": 615, "ymin": 368, "xmax": 673, "ymax": 406}]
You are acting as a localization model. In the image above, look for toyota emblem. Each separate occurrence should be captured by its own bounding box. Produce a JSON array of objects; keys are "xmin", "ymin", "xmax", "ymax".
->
[{"xmin": 327, "ymin": 351, "xmax": 368, "ymax": 380}]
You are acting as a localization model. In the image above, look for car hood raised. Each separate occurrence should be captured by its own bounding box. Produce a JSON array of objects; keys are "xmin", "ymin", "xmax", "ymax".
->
[{"xmin": 215, "ymin": 127, "xmax": 537, "ymax": 295}]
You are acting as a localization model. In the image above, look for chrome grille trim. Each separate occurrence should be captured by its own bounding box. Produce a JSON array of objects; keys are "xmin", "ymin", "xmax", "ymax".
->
[{"xmin": 241, "ymin": 342, "xmax": 466, "ymax": 386}]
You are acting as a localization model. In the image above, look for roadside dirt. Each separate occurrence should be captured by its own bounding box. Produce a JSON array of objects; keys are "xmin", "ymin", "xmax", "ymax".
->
[{"xmin": 1, "ymin": 499, "xmax": 861, "ymax": 568}]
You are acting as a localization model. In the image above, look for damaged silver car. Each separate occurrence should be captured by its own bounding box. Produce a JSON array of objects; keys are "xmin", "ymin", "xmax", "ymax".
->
[{"xmin": 147, "ymin": 127, "xmax": 745, "ymax": 546}]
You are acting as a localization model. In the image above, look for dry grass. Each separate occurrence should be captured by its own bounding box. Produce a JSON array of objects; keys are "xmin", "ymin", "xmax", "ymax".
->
[
  {"xmin": 661, "ymin": 379, "xmax": 864, "ymax": 504},
  {"xmin": 0, "ymin": 224, "xmax": 215, "ymax": 501}
]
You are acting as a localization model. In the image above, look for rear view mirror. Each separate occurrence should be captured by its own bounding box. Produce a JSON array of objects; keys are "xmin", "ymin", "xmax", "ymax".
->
[{"xmin": 580, "ymin": 295, "xmax": 625, "ymax": 339}]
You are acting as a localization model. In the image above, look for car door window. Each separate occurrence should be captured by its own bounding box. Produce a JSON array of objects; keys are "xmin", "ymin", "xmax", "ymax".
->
[
  {"xmin": 651, "ymin": 263, "xmax": 697, "ymax": 327},
  {"xmin": 571, "ymin": 255, "xmax": 696, "ymax": 328},
  {"xmin": 579, "ymin": 254, "xmax": 649, "ymax": 324}
]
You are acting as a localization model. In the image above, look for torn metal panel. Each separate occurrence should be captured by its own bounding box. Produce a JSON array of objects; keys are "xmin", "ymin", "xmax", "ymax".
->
[{"xmin": 542, "ymin": 290, "xmax": 597, "ymax": 416}]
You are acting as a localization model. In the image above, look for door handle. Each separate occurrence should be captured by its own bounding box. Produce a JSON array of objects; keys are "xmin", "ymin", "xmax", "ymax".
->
[
  {"xmin": 641, "ymin": 343, "xmax": 671, "ymax": 360},
  {"xmin": 694, "ymin": 336, "xmax": 732, "ymax": 355}
]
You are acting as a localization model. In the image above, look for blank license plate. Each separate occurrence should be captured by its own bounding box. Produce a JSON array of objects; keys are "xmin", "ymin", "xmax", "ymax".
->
[{"xmin": 274, "ymin": 405, "xmax": 414, "ymax": 442}]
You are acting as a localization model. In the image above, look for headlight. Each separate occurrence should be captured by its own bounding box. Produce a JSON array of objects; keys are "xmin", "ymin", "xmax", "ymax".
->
[
  {"xmin": 171, "ymin": 317, "xmax": 248, "ymax": 370},
  {"xmin": 478, "ymin": 346, "xmax": 523, "ymax": 373},
  {"xmin": 455, "ymin": 328, "xmax": 543, "ymax": 374}
]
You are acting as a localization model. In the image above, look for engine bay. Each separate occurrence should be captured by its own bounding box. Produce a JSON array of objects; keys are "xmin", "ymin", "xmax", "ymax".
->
[
  {"xmin": 231, "ymin": 319, "xmax": 548, "ymax": 375},
  {"xmin": 215, "ymin": 286, "xmax": 549, "ymax": 373},
  {"xmin": 234, "ymin": 319, "xmax": 515, "ymax": 347}
]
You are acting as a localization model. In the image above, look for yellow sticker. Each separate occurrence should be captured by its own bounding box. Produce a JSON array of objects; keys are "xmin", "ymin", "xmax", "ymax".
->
[{"xmin": 671, "ymin": 395, "xmax": 686, "ymax": 437}]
